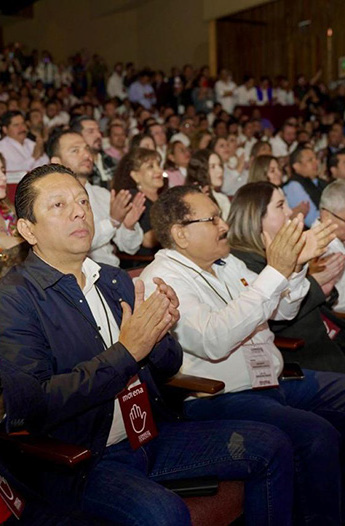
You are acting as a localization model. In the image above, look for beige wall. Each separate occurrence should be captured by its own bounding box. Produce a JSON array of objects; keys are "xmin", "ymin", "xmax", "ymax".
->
[
  {"xmin": 137, "ymin": 0, "xmax": 208, "ymax": 70},
  {"xmin": 3, "ymin": 0, "xmax": 208, "ymax": 70},
  {"xmin": 3, "ymin": 0, "xmax": 138, "ymax": 66}
]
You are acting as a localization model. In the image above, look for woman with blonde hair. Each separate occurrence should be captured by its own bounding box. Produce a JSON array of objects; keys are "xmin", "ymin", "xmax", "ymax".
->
[{"xmin": 228, "ymin": 181, "xmax": 345, "ymax": 373}]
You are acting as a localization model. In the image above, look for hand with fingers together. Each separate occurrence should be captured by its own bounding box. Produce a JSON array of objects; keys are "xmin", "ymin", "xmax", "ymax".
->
[
  {"xmin": 264, "ymin": 215, "xmax": 306, "ymax": 278},
  {"xmin": 109, "ymin": 189, "xmax": 133, "ymax": 224},
  {"xmin": 123, "ymin": 192, "xmax": 146, "ymax": 230},
  {"xmin": 310, "ymin": 253, "xmax": 345, "ymax": 297},
  {"xmin": 119, "ymin": 279, "xmax": 178, "ymax": 361},
  {"xmin": 297, "ymin": 219, "xmax": 338, "ymax": 265}
]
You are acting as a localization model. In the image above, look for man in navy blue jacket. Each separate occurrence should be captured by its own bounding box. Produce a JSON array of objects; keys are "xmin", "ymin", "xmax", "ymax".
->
[{"xmin": 0, "ymin": 164, "xmax": 296, "ymax": 526}]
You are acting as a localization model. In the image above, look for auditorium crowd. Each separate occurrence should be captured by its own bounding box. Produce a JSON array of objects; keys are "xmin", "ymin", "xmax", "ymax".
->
[{"xmin": 1, "ymin": 42, "xmax": 345, "ymax": 525}]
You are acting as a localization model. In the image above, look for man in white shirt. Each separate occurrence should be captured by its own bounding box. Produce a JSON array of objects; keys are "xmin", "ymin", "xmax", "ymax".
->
[
  {"xmin": 235, "ymin": 75, "xmax": 257, "ymax": 106},
  {"xmin": 48, "ymin": 129, "xmax": 144, "ymax": 267},
  {"xmin": 141, "ymin": 185, "xmax": 345, "ymax": 525},
  {"xmin": 0, "ymin": 110, "xmax": 49, "ymax": 183},
  {"xmin": 106, "ymin": 62, "xmax": 127, "ymax": 100},
  {"xmin": 214, "ymin": 69, "xmax": 237, "ymax": 115},
  {"xmin": 270, "ymin": 122, "xmax": 298, "ymax": 158},
  {"xmin": 70, "ymin": 116, "xmax": 117, "ymax": 188}
]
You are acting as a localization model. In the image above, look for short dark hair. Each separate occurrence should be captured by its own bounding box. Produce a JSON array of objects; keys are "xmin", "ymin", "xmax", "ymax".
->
[
  {"xmin": 150, "ymin": 185, "xmax": 201, "ymax": 248},
  {"xmin": 328, "ymin": 147, "xmax": 345, "ymax": 174},
  {"xmin": 70, "ymin": 115, "xmax": 96, "ymax": 134},
  {"xmin": 15, "ymin": 164, "xmax": 77, "ymax": 223},
  {"xmin": 289, "ymin": 145, "xmax": 313, "ymax": 171},
  {"xmin": 46, "ymin": 128, "xmax": 81, "ymax": 159},
  {"xmin": 1, "ymin": 110, "xmax": 23, "ymax": 129}
]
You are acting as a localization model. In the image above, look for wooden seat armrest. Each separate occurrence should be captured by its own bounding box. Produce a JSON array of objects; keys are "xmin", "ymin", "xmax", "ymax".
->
[
  {"xmin": 274, "ymin": 336, "xmax": 305, "ymax": 350},
  {"xmin": 165, "ymin": 373, "xmax": 225, "ymax": 394},
  {"xmin": 333, "ymin": 311, "xmax": 345, "ymax": 320},
  {"xmin": 0, "ymin": 432, "xmax": 92, "ymax": 467}
]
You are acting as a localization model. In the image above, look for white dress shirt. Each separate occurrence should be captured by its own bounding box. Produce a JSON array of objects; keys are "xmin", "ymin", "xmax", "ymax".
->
[
  {"xmin": 0, "ymin": 136, "xmax": 49, "ymax": 183},
  {"xmin": 82, "ymin": 257, "xmax": 137, "ymax": 445},
  {"xmin": 215, "ymin": 79, "xmax": 237, "ymax": 114},
  {"xmin": 270, "ymin": 135, "xmax": 297, "ymax": 158},
  {"xmin": 86, "ymin": 183, "xmax": 143, "ymax": 266},
  {"xmin": 141, "ymin": 249, "xmax": 309, "ymax": 393}
]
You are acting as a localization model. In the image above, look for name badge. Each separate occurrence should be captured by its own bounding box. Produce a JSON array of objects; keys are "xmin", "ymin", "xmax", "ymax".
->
[
  {"xmin": 243, "ymin": 343, "xmax": 279, "ymax": 390},
  {"xmin": 118, "ymin": 382, "xmax": 158, "ymax": 450},
  {"xmin": 0, "ymin": 475, "xmax": 25, "ymax": 520}
]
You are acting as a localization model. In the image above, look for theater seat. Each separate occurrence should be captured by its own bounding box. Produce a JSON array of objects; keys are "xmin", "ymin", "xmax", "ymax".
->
[{"xmin": 0, "ymin": 372, "xmax": 244, "ymax": 526}]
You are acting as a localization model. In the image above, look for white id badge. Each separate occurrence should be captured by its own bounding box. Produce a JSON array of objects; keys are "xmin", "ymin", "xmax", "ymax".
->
[{"xmin": 243, "ymin": 343, "xmax": 279, "ymax": 390}]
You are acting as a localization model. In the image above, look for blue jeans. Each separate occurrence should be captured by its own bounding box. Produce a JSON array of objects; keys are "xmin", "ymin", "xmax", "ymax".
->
[
  {"xmin": 81, "ymin": 419, "xmax": 294, "ymax": 526},
  {"xmin": 184, "ymin": 369, "xmax": 345, "ymax": 526}
]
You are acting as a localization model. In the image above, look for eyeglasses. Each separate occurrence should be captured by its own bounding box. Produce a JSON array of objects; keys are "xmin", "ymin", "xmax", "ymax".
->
[
  {"xmin": 321, "ymin": 208, "xmax": 345, "ymax": 224},
  {"xmin": 180, "ymin": 215, "xmax": 220, "ymax": 226}
]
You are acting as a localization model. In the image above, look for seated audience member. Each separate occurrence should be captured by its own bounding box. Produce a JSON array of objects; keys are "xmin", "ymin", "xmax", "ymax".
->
[
  {"xmin": 141, "ymin": 184, "xmax": 345, "ymax": 526},
  {"xmin": 228, "ymin": 181, "xmax": 345, "ymax": 372},
  {"xmin": 186, "ymin": 149, "xmax": 230, "ymax": 220},
  {"xmin": 0, "ymin": 110, "xmax": 48, "ymax": 183},
  {"xmin": 0, "ymin": 153, "xmax": 28, "ymax": 277},
  {"xmin": 99, "ymin": 99, "xmax": 119, "ymax": 134},
  {"xmin": 249, "ymin": 154, "xmax": 310, "ymax": 218},
  {"xmin": 128, "ymin": 70, "xmax": 156, "ymax": 110},
  {"xmin": 284, "ymin": 146, "xmax": 328, "ymax": 228},
  {"xmin": 129, "ymin": 132, "xmax": 155, "ymax": 151},
  {"xmin": 0, "ymin": 164, "xmax": 295, "ymax": 526},
  {"xmin": 146, "ymin": 123, "xmax": 168, "ymax": 165},
  {"xmin": 106, "ymin": 62, "xmax": 127, "ymax": 100},
  {"xmin": 274, "ymin": 76, "xmax": 295, "ymax": 106},
  {"xmin": 43, "ymin": 99, "xmax": 70, "ymax": 129},
  {"xmin": 47, "ymin": 130, "xmax": 144, "ymax": 267},
  {"xmin": 255, "ymin": 76, "xmax": 273, "ymax": 106},
  {"xmin": 70, "ymin": 116, "xmax": 117, "ymax": 188},
  {"xmin": 328, "ymin": 147, "xmax": 345, "ymax": 180},
  {"xmin": 248, "ymin": 140, "xmax": 272, "ymax": 163},
  {"xmin": 190, "ymin": 129, "xmax": 212, "ymax": 152},
  {"xmin": 113, "ymin": 148, "xmax": 165, "ymax": 257},
  {"xmin": 235, "ymin": 75, "xmax": 257, "ymax": 106},
  {"xmin": 105, "ymin": 123, "xmax": 128, "ymax": 161},
  {"xmin": 237, "ymin": 120, "xmax": 257, "ymax": 162},
  {"xmin": 319, "ymin": 180, "xmax": 345, "ymax": 312},
  {"xmin": 164, "ymin": 141, "xmax": 190, "ymax": 187},
  {"xmin": 212, "ymin": 118, "xmax": 228, "ymax": 138},
  {"xmin": 192, "ymin": 75, "xmax": 214, "ymax": 114},
  {"xmin": 270, "ymin": 122, "xmax": 298, "ymax": 161},
  {"xmin": 214, "ymin": 69, "xmax": 237, "ymax": 115},
  {"xmin": 26, "ymin": 108, "xmax": 48, "ymax": 143},
  {"xmin": 209, "ymin": 136, "xmax": 246, "ymax": 196},
  {"xmin": 170, "ymin": 117, "xmax": 195, "ymax": 148}
]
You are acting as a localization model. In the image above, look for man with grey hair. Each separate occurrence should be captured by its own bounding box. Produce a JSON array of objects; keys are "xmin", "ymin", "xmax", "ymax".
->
[{"xmin": 318, "ymin": 179, "xmax": 345, "ymax": 311}]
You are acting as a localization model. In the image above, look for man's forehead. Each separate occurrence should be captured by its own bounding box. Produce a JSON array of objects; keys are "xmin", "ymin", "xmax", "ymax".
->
[
  {"xmin": 33, "ymin": 173, "xmax": 85, "ymax": 198},
  {"xmin": 82, "ymin": 121, "xmax": 99, "ymax": 131},
  {"xmin": 184, "ymin": 193, "xmax": 218, "ymax": 215},
  {"xmin": 60, "ymin": 134, "xmax": 88, "ymax": 150}
]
